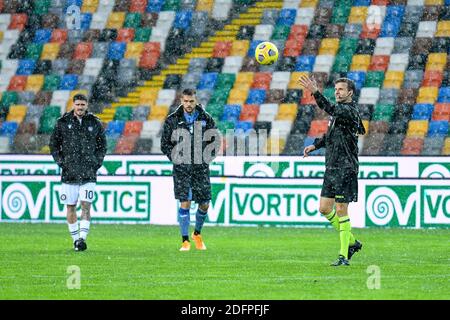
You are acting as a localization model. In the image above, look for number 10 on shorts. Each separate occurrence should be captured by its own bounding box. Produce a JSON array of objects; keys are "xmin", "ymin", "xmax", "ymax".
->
[{"xmin": 60, "ymin": 183, "xmax": 96, "ymax": 205}]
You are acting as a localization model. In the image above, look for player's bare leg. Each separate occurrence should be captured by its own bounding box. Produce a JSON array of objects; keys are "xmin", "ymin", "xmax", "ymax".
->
[
  {"xmin": 67, "ymin": 204, "xmax": 77, "ymax": 224},
  {"xmin": 319, "ymin": 197, "xmax": 338, "ymax": 229},
  {"xmin": 80, "ymin": 201, "xmax": 91, "ymax": 221},
  {"xmin": 192, "ymin": 202, "xmax": 209, "ymax": 250},
  {"xmin": 335, "ymin": 202, "xmax": 348, "ymax": 217},
  {"xmin": 179, "ymin": 200, "xmax": 191, "ymax": 251}
]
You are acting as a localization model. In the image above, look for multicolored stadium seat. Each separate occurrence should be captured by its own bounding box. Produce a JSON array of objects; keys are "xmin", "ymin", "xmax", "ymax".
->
[{"xmin": 0, "ymin": 0, "xmax": 448, "ymax": 155}]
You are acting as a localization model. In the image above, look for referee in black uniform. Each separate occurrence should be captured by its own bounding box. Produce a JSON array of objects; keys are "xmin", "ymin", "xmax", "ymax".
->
[{"xmin": 299, "ymin": 75, "xmax": 365, "ymax": 266}]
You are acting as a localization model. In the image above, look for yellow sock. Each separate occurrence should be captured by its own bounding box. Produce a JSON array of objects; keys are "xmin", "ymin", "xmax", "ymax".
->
[
  {"xmin": 339, "ymin": 215, "xmax": 351, "ymax": 259},
  {"xmin": 325, "ymin": 209, "xmax": 356, "ymax": 246},
  {"xmin": 324, "ymin": 209, "xmax": 339, "ymax": 230}
]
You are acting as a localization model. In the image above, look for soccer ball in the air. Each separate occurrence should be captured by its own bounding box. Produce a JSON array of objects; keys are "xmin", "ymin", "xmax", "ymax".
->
[{"xmin": 254, "ymin": 41, "xmax": 279, "ymax": 65}]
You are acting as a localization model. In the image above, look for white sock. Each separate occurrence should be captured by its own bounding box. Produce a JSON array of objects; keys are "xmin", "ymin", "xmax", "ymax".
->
[
  {"xmin": 68, "ymin": 222, "xmax": 79, "ymax": 242},
  {"xmin": 80, "ymin": 220, "xmax": 91, "ymax": 240}
]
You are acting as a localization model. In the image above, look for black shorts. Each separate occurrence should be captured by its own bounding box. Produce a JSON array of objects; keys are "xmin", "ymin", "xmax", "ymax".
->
[
  {"xmin": 321, "ymin": 168, "xmax": 358, "ymax": 203},
  {"xmin": 173, "ymin": 165, "xmax": 211, "ymax": 203}
]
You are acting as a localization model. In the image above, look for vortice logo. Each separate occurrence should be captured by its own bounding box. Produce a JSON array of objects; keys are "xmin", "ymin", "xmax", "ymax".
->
[
  {"xmin": 419, "ymin": 163, "xmax": 450, "ymax": 178},
  {"xmin": 127, "ymin": 161, "xmax": 173, "ymax": 176},
  {"xmin": 359, "ymin": 162, "xmax": 398, "ymax": 178},
  {"xmin": 2, "ymin": 183, "xmax": 28, "ymax": 219},
  {"xmin": 245, "ymin": 163, "xmax": 277, "ymax": 177},
  {"xmin": 230, "ymin": 184, "xmax": 325, "ymax": 224},
  {"xmin": 244, "ymin": 162, "xmax": 291, "ymax": 177},
  {"xmin": 51, "ymin": 183, "xmax": 151, "ymax": 221},
  {"xmin": 1, "ymin": 182, "xmax": 46, "ymax": 220},
  {"xmin": 422, "ymin": 186, "xmax": 450, "ymax": 226},
  {"xmin": 366, "ymin": 186, "xmax": 416, "ymax": 226}
]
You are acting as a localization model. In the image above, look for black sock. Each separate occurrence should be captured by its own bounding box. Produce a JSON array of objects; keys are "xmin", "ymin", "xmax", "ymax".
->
[
  {"xmin": 194, "ymin": 230, "xmax": 200, "ymax": 235},
  {"xmin": 182, "ymin": 235, "xmax": 189, "ymax": 242}
]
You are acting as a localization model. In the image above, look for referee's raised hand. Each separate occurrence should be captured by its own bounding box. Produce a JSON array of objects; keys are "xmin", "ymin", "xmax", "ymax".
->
[{"xmin": 298, "ymin": 74, "xmax": 319, "ymax": 94}]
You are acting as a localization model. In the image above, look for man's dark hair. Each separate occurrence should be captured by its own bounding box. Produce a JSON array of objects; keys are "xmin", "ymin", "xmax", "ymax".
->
[
  {"xmin": 73, "ymin": 94, "xmax": 88, "ymax": 102},
  {"xmin": 334, "ymin": 78, "xmax": 356, "ymax": 95},
  {"xmin": 182, "ymin": 88, "xmax": 196, "ymax": 96}
]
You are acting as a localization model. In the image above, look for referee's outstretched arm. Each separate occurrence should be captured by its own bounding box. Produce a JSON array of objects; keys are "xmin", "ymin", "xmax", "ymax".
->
[
  {"xmin": 313, "ymin": 91, "xmax": 356, "ymax": 121},
  {"xmin": 298, "ymin": 74, "xmax": 358, "ymax": 122}
]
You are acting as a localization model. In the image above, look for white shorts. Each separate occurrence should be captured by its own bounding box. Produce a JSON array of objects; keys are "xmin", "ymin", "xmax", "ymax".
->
[{"xmin": 60, "ymin": 183, "xmax": 96, "ymax": 205}]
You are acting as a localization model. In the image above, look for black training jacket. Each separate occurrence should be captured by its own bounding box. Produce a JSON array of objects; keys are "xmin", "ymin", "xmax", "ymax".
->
[
  {"xmin": 312, "ymin": 91, "xmax": 366, "ymax": 171},
  {"xmin": 160, "ymin": 105, "xmax": 219, "ymax": 201},
  {"xmin": 49, "ymin": 110, "xmax": 106, "ymax": 184},
  {"xmin": 160, "ymin": 104, "xmax": 218, "ymax": 166}
]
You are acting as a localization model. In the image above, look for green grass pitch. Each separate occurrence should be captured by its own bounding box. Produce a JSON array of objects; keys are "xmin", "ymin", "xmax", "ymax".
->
[{"xmin": 0, "ymin": 224, "xmax": 448, "ymax": 300}]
